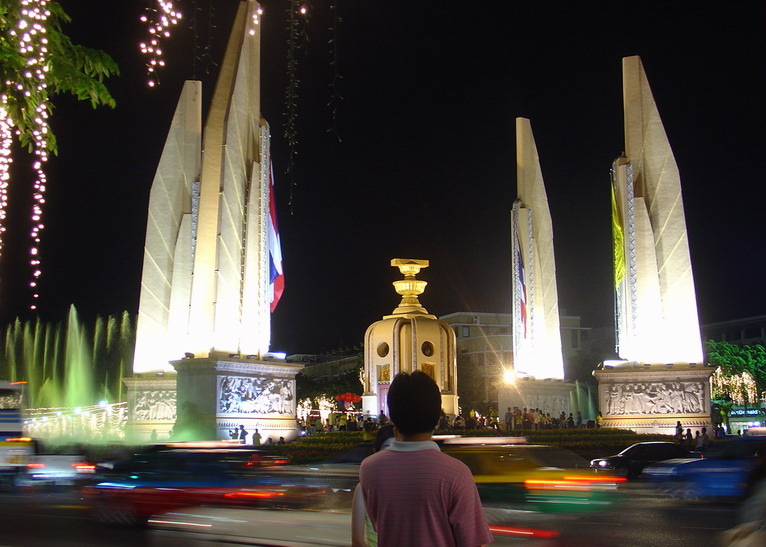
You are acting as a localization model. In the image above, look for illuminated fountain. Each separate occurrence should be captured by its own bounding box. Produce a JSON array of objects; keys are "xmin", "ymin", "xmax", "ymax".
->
[{"xmin": 0, "ymin": 305, "xmax": 134, "ymax": 441}]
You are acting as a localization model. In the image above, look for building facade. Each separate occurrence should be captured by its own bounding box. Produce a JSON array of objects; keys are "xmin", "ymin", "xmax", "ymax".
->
[{"xmin": 439, "ymin": 312, "xmax": 588, "ymax": 410}]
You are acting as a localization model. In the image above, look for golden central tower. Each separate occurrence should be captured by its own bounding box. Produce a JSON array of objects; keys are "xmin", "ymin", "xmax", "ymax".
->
[{"xmin": 362, "ymin": 259, "xmax": 459, "ymax": 418}]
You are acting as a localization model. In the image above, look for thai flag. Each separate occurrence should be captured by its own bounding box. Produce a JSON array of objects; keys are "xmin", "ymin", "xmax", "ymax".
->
[
  {"xmin": 268, "ymin": 161, "xmax": 284, "ymax": 312},
  {"xmin": 515, "ymin": 228, "xmax": 528, "ymax": 338}
]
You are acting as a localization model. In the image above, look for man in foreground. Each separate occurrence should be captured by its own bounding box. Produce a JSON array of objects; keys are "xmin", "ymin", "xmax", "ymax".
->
[{"xmin": 358, "ymin": 371, "xmax": 492, "ymax": 546}]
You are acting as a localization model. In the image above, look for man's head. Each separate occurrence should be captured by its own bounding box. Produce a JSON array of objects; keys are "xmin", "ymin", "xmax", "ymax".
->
[{"xmin": 387, "ymin": 371, "xmax": 441, "ymax": 435}]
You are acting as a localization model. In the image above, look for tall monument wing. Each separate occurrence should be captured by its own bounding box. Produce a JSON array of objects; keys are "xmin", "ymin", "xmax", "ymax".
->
[
  {"xmin": 616, "ymin": 56, "xmax": 702, "ymax": 364},
  {"xmin": 512, "ymin": 117, "xmax": 564, "ymax": 379},
  {"xmin": 133, "ymin": 82, "xmax": 202, "ymax": 373},
  {"xmin": 187, "ymin": 0, "xmax": 271, "ymax": 358},
  {"xmin": 133, "ymin": 0, "xmax": 273, "ymax": 373}
]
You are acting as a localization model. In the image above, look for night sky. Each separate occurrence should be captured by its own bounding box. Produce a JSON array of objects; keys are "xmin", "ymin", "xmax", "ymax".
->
[{"xmin": 0, "ymin": 1, "xmax": 763, "ymax": 357}]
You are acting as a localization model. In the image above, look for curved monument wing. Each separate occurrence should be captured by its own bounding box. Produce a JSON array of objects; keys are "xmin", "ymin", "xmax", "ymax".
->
[
  {"xmin": 621, "ymin": 56, "xmax": 702, "ymax": 364},
  {"xmin": 512, "ymin": 117, "xmax": 564, "ymax": 379},
  {"xmin": 133, "ymin": 82, "xmax": 201, "ymax": 373}
]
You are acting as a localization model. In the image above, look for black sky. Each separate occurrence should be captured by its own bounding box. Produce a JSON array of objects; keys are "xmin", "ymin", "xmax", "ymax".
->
[{"xmin": 0, "ymin": 1, "xmax": 763, "ymax": 356}]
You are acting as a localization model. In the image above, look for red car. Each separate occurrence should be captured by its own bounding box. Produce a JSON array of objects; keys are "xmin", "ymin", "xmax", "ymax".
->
[{"xmin": 84, "ymin": 446, "xmax": 305, "ymax": 525}]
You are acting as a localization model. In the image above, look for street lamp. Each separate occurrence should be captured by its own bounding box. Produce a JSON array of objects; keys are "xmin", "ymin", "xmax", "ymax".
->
[{"xmin": 502, "ymin": 367, "xmax": 516, "ymax": 385}]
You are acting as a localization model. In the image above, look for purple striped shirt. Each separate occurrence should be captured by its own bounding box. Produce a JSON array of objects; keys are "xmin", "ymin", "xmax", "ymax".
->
[{"xmin": 359, "ymin": 440, "xmax": 492, "ymax": 547}]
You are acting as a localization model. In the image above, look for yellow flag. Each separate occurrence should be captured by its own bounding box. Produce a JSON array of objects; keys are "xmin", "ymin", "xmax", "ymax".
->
[{"xmin": 611, "ymin": 183, "xmax": 626, "ymax": 288}]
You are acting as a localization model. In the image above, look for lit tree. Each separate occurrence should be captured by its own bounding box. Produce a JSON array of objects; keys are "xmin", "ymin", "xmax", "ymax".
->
[
  {"xmin": 706, "ymin": 340, "xmax": 766, "ymax": 395},
  {"xmin": 0, "ymin": 0, "xmax": 118, "ymax": 307},
  {"xmin": 711, "ymin": 367, "xmax": 759, "ymax": 406}
]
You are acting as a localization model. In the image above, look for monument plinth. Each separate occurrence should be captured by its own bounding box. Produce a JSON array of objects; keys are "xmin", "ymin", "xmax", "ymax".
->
[
  {"xmin": 171, "ymin": 355, "xmax": 301, "ymax": 442},
  {"xmin": 363, "ymin": 259, "xmax": 459, "ymax": 417},
  {"xmin": 594, "ymin": 362, "xmax": 713, "ymax": 434}
]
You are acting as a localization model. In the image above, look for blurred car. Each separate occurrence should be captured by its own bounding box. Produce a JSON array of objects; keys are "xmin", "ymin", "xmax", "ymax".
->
[
  {"xmin": 146, "ymin": 438, "xmax": 623, "ymax": 544},
  {"xmin": 15, "ymin": 453, "xmax": 96, "ymax": 487},
  {"xmin": 644, "ymin": 436, "xmax": 766, "ymax": 501},
  {"xmin": 589, "ymin": 441, "xmax": 698, "ymax": 479},
  {"xmin": 438, "ymin": 437, "xmax": 624, "ymax": 513},
  {"xmin": 295, "ymin": 436, "xmax": 624, "ymax": 513},
  {"xmin": 83, "ymin": 445, "xmax": 304, "ymax": 525}
]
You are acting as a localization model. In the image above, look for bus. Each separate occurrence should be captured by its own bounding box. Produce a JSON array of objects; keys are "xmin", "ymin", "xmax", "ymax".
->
[{"xmin": 0, "ymin": 381, "xmax": 34, "ymax": 484}]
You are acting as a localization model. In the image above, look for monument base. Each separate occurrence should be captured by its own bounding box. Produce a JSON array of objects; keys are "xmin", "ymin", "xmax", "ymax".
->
[
  {"xmin": 125, "ymin": 356, "xmax": 303, "ymax": 444},
  {"xmin": 172, "ymin": 355, "xmax": 303, "ymax": 443},
  {"xmin": 498, "ymin": 378, "xmax": 576, "ymax": 421},
  {"xmin": 594, "ymin": 361, "xmax": 713, "ymax": 435},
  {"xmin": 124, "ymin": 374, "xmax": 178, "ymax": 443}
]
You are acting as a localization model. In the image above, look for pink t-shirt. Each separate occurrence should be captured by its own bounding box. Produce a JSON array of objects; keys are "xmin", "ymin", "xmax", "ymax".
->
[{"xmin": 359, "ymin": 440, "xmax": 492, "ymax": 547}]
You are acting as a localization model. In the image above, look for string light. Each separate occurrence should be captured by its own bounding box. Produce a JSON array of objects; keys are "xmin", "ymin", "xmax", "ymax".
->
[
  {"xmin": 4, "ymin": 0, "xmax": 52, "ymax": 310},
  {"xmin": 0, "ymin": 99, "xmax": 12, "ymax": 261},
  {"xmin": 249, "ymin": 6, "xmax": 263, "ymax": 36},
  {"xmin": 139, "ymin": 1, "xmax": 182, "ymax": 87},
  {"xmin": 712, "ymin": 367, "xmax": 759, "ymax": 406}
]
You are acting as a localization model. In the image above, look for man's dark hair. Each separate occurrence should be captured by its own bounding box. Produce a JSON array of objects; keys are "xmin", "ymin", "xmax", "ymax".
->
[{"xmin": 387, "ymin": 371, "xmax": 441, "ymax": 434}]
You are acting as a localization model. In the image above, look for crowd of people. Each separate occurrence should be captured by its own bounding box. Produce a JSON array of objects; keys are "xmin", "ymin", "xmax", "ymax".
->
[
  {"xmin": 228, "ymin": 424, "xmax": 285, "ymax": 446},
  {"xmin": 296, "ymin": 411, "xmax": 390, "ymax": 437},
  {"xmin": 503, "ymin": 406, "xmax": 596, "ymax": 430},
  {"xmin": 671, "ymin": 420, "xmax": 751, "ymax": 453}
]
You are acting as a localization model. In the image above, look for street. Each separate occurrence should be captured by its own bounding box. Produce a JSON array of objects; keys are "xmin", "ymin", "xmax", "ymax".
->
[{"xmin": 0, "ymin": 483, "xmax": 743, "ymax": 546}]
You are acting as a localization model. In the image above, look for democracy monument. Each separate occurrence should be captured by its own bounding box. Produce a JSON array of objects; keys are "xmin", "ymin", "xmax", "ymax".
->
[
  {"xmin": 125, "ymin": 0, "xmax": 301, "ymax": 442},
  {"xmin": 118, "ymin": 1, "xmax": 708, "ymax": 439}
]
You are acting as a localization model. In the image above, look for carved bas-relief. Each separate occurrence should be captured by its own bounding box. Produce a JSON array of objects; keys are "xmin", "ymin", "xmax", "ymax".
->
[
  {"xmin": 594, "ymin": 362, "xmax": 713, "ymax": 435},
  {"xmin": 218, "ymin": 375, "xmax": 295, "ymax": 416},
  {"xmin": 524, "ymin": 394, "xmax": 570, "ymax": 414},
  {"xmin": 602, "ymin": 381, "xmax": 704, "ymax": 416},
  {"xmin": 133, "ymin": 390, "xmax": 177, "ymax": 421}
]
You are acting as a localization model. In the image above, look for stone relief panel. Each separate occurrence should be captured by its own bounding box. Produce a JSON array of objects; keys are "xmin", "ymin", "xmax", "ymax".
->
[
  {"xmin": 133, "ymin": 390, "xmax": 177, "ymax": 421},
  {"xmin": 603, "ymin": 381, "xmax": 704, "ymax": 415},
  {"xmin": 218, "ymin": 375, "xmax": 295, "ymax": 415},
  {"xmin": 524, "ymin": 394, "xmax": 570, "ymax": 414}
]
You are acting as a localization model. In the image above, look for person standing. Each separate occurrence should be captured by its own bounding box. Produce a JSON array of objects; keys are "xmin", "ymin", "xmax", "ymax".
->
[
  {"xmin": 674, "ymin": 421, "xmax": 683, "ymax": 444},
  {"xmin": 237, "ymin": 424, "xmax": 248, "ymax": 443},
  {"xmin": 699, "ymin": 427, "xmax": 709, "ymax": 451},
  {"xmin": 252, "ymin": 428, "xmax": 262, "ymax": 446},
  {"xmin": 352, "ymin": 424, "xmax": 395, "ymax": 547},
  {"xmin": 358, "ymin": 371, "xmax": 492, "ymax": 547},
  {"xmin": 684, "ymin": 428, "xmax": 694, "ymax": 450},
  {"xmin": 505, "ymin": 407, "xmax": 513, "ymax": 432}
]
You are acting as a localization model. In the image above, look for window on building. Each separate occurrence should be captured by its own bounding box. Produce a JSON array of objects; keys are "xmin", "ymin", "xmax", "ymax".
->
[{"xmin": 462, "ymin": 326, "xmax": 470, "ymax": 338}]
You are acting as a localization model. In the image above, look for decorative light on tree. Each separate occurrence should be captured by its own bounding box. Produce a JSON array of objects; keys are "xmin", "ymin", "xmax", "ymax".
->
[
  {"xmin": 0, "ymin": 1, "xmax": 117, "ymax": 311},
  {"xmin": 139, "ymin": 1, "xmax": 182, "ymax": 87},
  {"xmin": 0, "ymin": 99, "xmax": 12, "ymax": 258},
  {"xmin": 712, "ymin": 367, "xmax": 759, "ymax": 406},
  {"xmin": 4, "ymin": 0, "xmax": 52, "ymax": 310},
  {"xmin": 315, "ymin": 395, "xmax": 335, "ymax": 423},
  {"xmin": 248, "ymin": 5, "xmax": 263, "ymax": 35}
]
